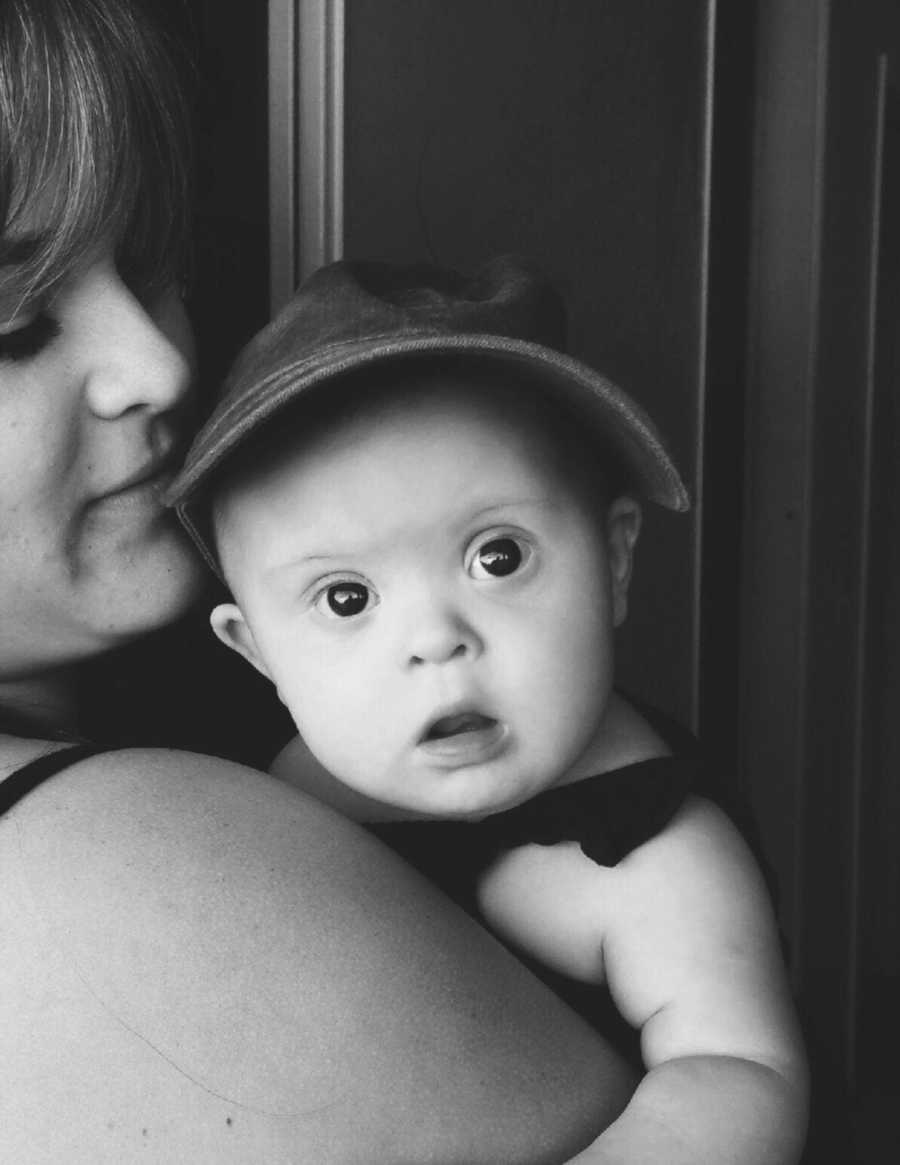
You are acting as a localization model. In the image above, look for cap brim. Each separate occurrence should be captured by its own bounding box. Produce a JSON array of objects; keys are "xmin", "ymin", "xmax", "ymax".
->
[{"xmin": 170, "ymin": 332, "xmax": 689, "ymax": 574}]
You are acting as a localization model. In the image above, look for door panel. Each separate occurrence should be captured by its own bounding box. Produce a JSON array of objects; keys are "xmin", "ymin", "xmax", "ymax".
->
[{"xmin": 343, "ymin": 0, "xmax": 713, "ymax": 730}]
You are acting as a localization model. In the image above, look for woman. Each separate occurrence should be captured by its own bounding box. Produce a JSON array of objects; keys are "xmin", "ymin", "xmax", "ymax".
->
[{"xmin": 0, "ymin": 1, "xmax": 633, "ymax": 1160}]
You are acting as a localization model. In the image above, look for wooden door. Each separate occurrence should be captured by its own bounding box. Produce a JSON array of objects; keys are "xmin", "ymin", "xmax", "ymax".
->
[
  {"xmin": 340, "ymin": 0, "xmax": 715, "ymax": 731},
  {"xmin": 739, "ymin": 0, "xmax": 900, "ymax": 1154}
]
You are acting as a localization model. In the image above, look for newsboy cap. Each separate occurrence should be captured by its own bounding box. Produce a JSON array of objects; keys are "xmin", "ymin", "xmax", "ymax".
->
[{"xmin": 169, "ymin": 254, "xmax": 689, "ymax": 570}]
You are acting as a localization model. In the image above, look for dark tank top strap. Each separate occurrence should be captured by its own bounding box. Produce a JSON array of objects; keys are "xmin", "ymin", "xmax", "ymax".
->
[{"xmin": 0, "ymin": 744, "xmax": 102, "ymax": 816}]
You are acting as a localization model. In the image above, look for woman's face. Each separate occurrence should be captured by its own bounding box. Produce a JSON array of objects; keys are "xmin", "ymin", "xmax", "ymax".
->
[{"xmin": 0, "ymin": 245, "xmax": 206, "ymax": 676}]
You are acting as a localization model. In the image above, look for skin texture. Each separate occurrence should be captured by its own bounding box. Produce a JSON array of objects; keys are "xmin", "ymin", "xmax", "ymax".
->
[{"xmin": 213, "ymin": 381, "xmax": 809, "ymax": 1163}]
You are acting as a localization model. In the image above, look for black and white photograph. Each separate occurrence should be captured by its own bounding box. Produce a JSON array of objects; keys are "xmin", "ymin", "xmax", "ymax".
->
[{"xmin": 2, "ymin": 2, "xmax": 897, "ymax": 1160}]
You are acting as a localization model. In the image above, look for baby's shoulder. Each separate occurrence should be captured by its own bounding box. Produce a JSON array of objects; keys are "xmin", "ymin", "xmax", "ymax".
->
[
  {"xmin": 477, "ymin": 793, "xmax": 762, "ymax": 979},
  {"xmin": 493, "ymin": 791, "xmax": 753, "ymax": 891},
  {"xmin": 617, "ymin": 791, "xmax": 762, "ymax": 887}
]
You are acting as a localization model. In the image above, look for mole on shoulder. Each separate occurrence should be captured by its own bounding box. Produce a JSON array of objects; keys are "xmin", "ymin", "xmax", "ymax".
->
[{"xmin": 226, "ymin": 1116, "xmax": 233, "ymax": 1127}]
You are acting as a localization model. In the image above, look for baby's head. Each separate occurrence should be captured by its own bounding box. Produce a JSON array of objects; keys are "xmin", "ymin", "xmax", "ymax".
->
[{"xmin": 170, "ymin": 257, "xmax": 688, "ymax": 818}]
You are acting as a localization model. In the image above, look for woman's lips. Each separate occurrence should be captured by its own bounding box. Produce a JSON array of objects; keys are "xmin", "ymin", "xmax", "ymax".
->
[
  {"xmin": 101, "ymin": 448, "xmax": 180, "ymax": 499},
  {"xmin": 88, "ymin": 446, "xmax": 183, "ymax": 513},
  {"xmin": 83, "ymin": 463, "xmax": 180, "ymax": 531}
]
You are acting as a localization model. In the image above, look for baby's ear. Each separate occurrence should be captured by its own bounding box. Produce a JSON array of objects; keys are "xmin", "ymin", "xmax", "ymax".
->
[
  {"xmin": 210, "ymin": 603, "xmax": 272, "ymax": 680},
  {"xmin": 606, "ymin": 497, "xmax": 642, "ymax": 628}
]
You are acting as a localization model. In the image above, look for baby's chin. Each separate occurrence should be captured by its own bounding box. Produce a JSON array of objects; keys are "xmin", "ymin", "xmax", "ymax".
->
[{"xmin": 376, "ymin": 773, "xmax": 554, "ymax": 823}]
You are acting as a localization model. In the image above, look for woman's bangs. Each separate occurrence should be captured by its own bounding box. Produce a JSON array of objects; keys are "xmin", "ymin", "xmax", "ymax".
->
[{"xmin": 0, "ymin": 0, "xmax": 191, "ymax": 302}]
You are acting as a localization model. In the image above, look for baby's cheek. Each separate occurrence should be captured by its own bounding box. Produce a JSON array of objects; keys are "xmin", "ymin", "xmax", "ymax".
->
[
  {"xmin": 519, "ymin": 627, "xmax": 613, "ymax": 730},
  {"xmin": 289, "ymin": 672, "xmax": 377, "ymax": 775},
  {"xmin": 276, "ymin": 659, "xmax": 336, "ymax": 733}
]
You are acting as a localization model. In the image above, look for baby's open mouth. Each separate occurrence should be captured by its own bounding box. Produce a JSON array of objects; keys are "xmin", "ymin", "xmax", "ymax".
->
[{"xmin": 421, "ymin": 712, "xmax": 497, "ymax": 742}]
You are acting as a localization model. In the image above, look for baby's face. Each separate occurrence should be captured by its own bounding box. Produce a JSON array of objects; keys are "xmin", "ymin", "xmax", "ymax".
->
[{"xmin": 214, "ymin": 383, "xmax": 639, "ymax": 819}]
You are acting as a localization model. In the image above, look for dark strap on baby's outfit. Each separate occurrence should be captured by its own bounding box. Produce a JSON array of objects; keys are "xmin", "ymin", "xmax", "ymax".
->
[
  {"xmin": 371, "ymin": 753, "xmax": 694, "ymax": 900},
  {"xmin": 0, "ymin": 744, "xmax": 100, "ymax": 816}
]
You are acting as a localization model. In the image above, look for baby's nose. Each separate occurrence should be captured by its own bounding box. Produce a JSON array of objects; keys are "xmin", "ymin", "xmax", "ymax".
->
[{"xmin": 407, "ymin": 607, "xmax": 483, "ymax": 667}]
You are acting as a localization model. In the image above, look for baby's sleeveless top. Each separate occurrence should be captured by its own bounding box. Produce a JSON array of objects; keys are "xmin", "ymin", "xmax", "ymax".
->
[
  {"xmin": 0, "ymin": 744, "xmax": 101, "ymax": 816},
  {"xmin": 368, "ymin": 706, "xmax": 710, "ymax": 1066},
  {"xmin": 370, "ymin": 752, "xmax": 695, "ymax": 907}
]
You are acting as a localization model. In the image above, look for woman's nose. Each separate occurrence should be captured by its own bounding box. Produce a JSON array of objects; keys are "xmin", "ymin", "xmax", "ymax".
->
[
  {"xmin": 407, "ymin": 604, "xmax": 484, "ymax": 667},
  {"xmin": 82, "ymin": 271, "xmax": 193, "ymax": 419}
]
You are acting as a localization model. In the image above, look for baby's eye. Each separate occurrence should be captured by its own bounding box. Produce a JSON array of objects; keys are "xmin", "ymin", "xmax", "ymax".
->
[
  {"xmin": 315, "ymin": 581, "xmax": 374, "ymax": 618},
  {"xmin": 468, "ymin": 536, "xmax": 530, "ymax": 580}
]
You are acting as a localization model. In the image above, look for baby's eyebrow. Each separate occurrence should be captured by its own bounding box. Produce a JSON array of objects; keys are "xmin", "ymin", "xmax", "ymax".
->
[
  {"xmin": 466, "ymin": 496, "xmax": 556, "ymax": 520},
  {"xmin": 260, "ymin": 497, "xmax": 558, "ymax": 581},
  {"xmin": 262, "ymin": 551, "xmax": 352, "ymax": 581}
]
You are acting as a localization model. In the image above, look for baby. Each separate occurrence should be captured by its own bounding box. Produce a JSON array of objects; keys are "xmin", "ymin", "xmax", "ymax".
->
[{"xmin": 170, "ymin": 256, "xmax": 808, "ymax": 1163}]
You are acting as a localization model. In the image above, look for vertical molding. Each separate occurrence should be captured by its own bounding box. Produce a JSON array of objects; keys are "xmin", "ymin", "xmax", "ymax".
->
[
  {"xmin": 269, "ymin": 0, "xmax": 345, "ymax": 313},
  {"xmin": 796, "ymin": 0, "xmax": 831, "ymax": 979},
  {"xmin": 738, "ymin": 0, "xmax": 830, "ymax": 959},
  {"xmin": 692, "ymin": 0, "xmax": 717, "ymax": 732},
  {"xmin": 269, "ymin": 0, "xmax": 298, "ymax": 312},
  {"xmin": 297, "ymin": 0, "xmax": 345, "ymax": 284},
  {"xmin": 848, "ymin": 52, "xmax": 889, "ymax": 1084}
]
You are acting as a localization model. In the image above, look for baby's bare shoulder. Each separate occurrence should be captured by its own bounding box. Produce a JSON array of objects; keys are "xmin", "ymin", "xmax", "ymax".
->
[{"xmin": 476, "ymin": 794, "xmax": 772, "ymax": 979}]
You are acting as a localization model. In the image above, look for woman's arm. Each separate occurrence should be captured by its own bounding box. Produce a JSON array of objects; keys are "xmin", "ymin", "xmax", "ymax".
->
[{"xmin": 0, "ymin": 747, "xmax": 635, "ymax": 1163}]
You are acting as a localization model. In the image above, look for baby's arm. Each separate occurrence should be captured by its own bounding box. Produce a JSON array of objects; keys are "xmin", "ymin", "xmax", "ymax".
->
[{"xmin": 478, "ymin": 796, "xmax": 808, "ymax": 1164}]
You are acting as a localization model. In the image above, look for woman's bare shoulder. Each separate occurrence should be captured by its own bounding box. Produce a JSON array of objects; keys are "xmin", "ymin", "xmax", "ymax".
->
[
  {"xmin": 1, "ymin": 741, "xmax": 624, "ymax": 1162},
  {"xmin": 1, "ymin": 745, "xmax": 410, "ymax": 1141},
  {"xmin": 1, "ymin": 740, "xmax": 404, "ymax": 971},
  {"xmin": 1, "ymin": 739, "xmax": 325, "ymax": 867},
  {"xmin": 1, "ymin": 737, "xmax": 334, "ymax": 834}
]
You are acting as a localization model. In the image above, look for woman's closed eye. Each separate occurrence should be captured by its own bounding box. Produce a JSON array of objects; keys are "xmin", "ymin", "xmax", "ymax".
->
[
  {"xmin": 314, "ymin": 578, "xmax": 379, "ymax": 619},
  {"xmin": 466, "ymin": 533, "xmax": 533, "ymax": 580},
  {"xmin": 0, "ymin": 310, "xmax": 61, "ymax": 362}
]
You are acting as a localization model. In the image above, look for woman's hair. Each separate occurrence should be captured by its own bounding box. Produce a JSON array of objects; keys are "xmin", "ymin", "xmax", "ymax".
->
[{"xmin": 0, "ymin": 0, "xmax": 193, "ymax": 304}]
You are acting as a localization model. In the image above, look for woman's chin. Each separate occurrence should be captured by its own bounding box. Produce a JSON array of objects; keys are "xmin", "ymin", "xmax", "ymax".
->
[{"xmin": 85, "ymin": 524, "xmax": 210, "ymax": 642}]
